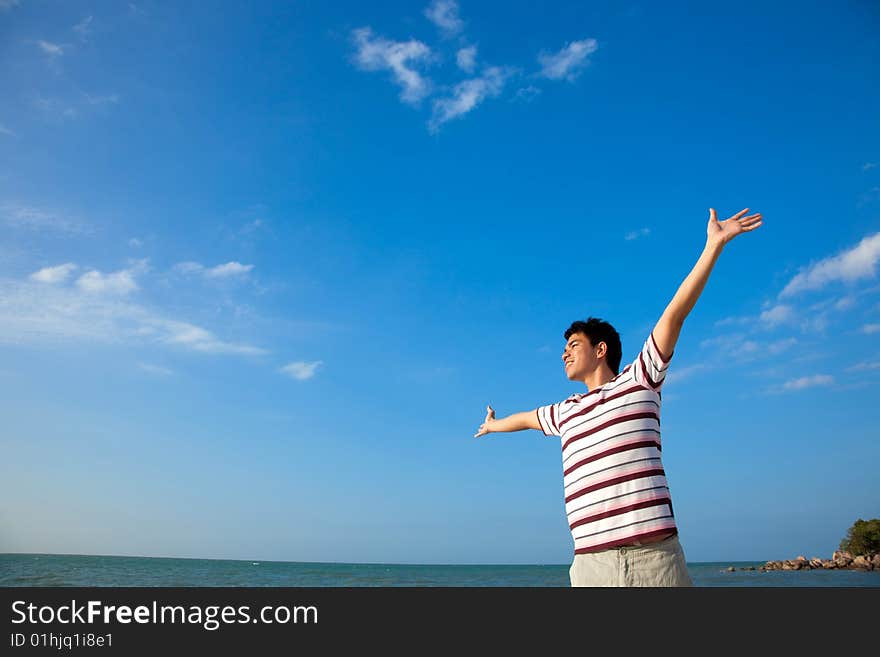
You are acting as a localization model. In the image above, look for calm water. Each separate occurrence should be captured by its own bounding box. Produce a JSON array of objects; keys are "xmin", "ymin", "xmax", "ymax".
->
[{"xmin": 2, "ymin": 553, "xmax": 878, "ymax": 587}]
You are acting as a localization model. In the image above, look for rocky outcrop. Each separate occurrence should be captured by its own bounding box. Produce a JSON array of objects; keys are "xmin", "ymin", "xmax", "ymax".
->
[{"xmin": 728, "ymin": 550, "xmax": 879, "ymax": 573}]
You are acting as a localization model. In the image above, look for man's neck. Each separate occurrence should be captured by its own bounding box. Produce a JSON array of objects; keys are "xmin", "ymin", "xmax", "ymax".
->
[{"xmin": 582, "ymin": 366, "xmax": 616, "ymax": 391}]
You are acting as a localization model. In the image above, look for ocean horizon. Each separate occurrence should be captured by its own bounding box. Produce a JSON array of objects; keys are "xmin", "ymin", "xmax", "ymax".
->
[{"xmin": 2, "ymin": 553, "xmax": 878, "ymax": 587}]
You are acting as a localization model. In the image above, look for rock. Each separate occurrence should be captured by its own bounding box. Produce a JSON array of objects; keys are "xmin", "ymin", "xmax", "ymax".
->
[
  {"xmin": 742, "ymin": 566, "xmax": 756, "ymax": 571},
  {"xmin": 852, "ymin": 555, "xmax": 871, "ymax": 570},
  {"xmin": 726, "ymin": 566, "xmax": 736, "ymax": 572},
  {"xmin": 796, "ymin": 555, "xmax": 807, "ymax": 562},
  {"xmin": 871, "ymin": 554, "xmax": 880, "ymax": 569},
  {"xmin": 782, "ymin": 562, "xmax": 795, "ymax": 570},
  {"xmin": 832, "ymin": 550, "xmax": 854, "ymax": 566},
  {"xmin": 810, "ymin": 558, "xmax": 824, "ymax": 569},
  {"xmin": 822, "ymin": 560, "xmax": 835, "ymax": 569}
]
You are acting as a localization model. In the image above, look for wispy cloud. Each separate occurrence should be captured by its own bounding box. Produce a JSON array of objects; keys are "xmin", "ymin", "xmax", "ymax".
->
[
  {"xmin": 280, "ymin": 360, "xmax": 323, "ymax": 380},
  {"xmin": 779, "ymin": 374, "xmax": 833, "ymax": 392},
  {"xmin": 514, "ymin": 85, "xmax": 541, "ymax": 102},
  {"xmin": 864, "ymin": 162, "xmax": 877, "ymax": 172},
  {"xmin": 0, "ymin": 123, "xmax": 15, "ymax": 137},
  {"xmin": 73, "ymin": 16, "xmax": 93, "ymax": 41},
  {"xmin": 429, "ymin": 66, "xmax": 509, "ymax": 132},
  {"xmin": 0, "ymin": 275, "xmax": 267, "ymax": 356},
  {"xmin": 424, "ymin": 0, "xmax": 464, "ymax": 38},
  {"xmin": 138, "ymin": 362, "xmax": 173, "ymax": 376},
  {"xmin": 174, "ymin": 261, "xmax": 254, "ymax": 278},
  {"xmin": 846, "ymin": 360, "xmax": 880, "ymax": 372},
  {"xmin": 36, "ymin": 40, "xmax": 64, "ymax": 57},
  {"xmin": 758, "ymin": 303, "xmax": 795, "ymax": 328},
  {"xmin": 30, "ymin": 263, "xmax": 78, "ymax": 284},
  {"xmin": 161, "ymin": 320, "xmax": 266, "ymax": 355},
  {"xmin": 456, "ymin": 45, "xmax": 477, "ymax": 73},
  {"xmin": 625, "ymin": 227, "xmax": 650, "ymax": 241},
  {"xmin": 538, "ymin": 39, "xmax": 598, "ymax": 81},
  {"xmin": 780, "ymin": 232, "xmax": 880, "ymax": 298},
  {"xmin": 664, "ymin": 363, "xmax": 707, "ymax": 385},
  {"xmin": 128, "ymin": 238, "xmax": 143, "ymax": 248},
  {"xmin": 1, "ymin": 203, "xmax": 87, "ymax": 233},
  {"xmin": 76, "ymin": 267, "xmax": 140, "ymax": 296},
  {"xmin": 700, "ymin": 334, "xmax": 797, "ymax": 362},
  {"xmin": 352, "ymin": 28, "xmax": 433, "ymax": 105},
  {"xmin": 0, "ymin": 0, "xmax": 21, "ymax": 11},
  {"xmin": 862, "ymin": 323, "xmax": 880, "ymax": 334}
]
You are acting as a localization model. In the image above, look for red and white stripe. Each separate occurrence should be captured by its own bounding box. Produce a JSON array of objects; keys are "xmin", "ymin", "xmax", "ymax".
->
[{"xmin": 537, "ymin": 333, "xmax": 678, "ymax": 554}]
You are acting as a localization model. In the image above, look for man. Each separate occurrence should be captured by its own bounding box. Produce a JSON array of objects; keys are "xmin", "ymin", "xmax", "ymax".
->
[{"xmin": 474, "ymin": 207, "xmax": 763, "ymax": 587}]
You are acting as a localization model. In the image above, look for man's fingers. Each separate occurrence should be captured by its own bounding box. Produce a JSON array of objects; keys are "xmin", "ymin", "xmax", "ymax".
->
[
  {"xmin": 709, "ymin": 208, "xmax": 717, "ymax": 222},
  {"xmin": 729, "ymin": 208, "xmax": 750, "ymax": 221}
]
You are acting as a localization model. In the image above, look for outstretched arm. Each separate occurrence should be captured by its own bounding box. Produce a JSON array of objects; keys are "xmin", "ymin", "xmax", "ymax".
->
[
  {"xmin": 652, "ymin": 207, "xmax": 763, "ymax": 358},
  {"xmin": 474, "ymin": 405, "xmax": 541, "ymax": 438}
]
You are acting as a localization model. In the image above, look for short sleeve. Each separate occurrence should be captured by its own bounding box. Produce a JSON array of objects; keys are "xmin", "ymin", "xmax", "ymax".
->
[
  {"xmin": 536, "ymin": 403, "xmax": 563, "ymax": 437},
  {"xmin": 630, "ymin": 332, "xmax": 673, "ymax": 391}
]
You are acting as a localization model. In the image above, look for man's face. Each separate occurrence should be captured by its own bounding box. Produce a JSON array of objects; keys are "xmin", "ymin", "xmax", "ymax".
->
[{"xmin": 562, "ymin": 332, "xmax": 602, "ymax": 381}]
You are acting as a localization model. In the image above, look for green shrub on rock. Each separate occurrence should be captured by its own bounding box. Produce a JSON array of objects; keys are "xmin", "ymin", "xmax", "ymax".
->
[{"xmin": 839, "ymin": 518, "xmax": 880, "ymax": 556}]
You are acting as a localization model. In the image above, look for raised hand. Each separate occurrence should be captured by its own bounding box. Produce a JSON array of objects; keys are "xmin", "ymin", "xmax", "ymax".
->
[
  {"xmin": 706, "ymin": 207, "xmax": 763, "ymax": 249},
  {"xmin": 474, "ymin": 404, "xmax": 496, "ymax": 438}
]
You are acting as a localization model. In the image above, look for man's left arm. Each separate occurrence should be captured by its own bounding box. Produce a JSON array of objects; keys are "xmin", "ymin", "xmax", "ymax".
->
[{"xmin": 652, "ymin": 207, "xmax": 763, "ymax": 358}]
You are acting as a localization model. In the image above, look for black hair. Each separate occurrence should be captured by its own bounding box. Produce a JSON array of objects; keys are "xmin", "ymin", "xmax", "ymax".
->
[{"xmin": 564, "ymin": 317, "xmax": 622, "ymax": 375}]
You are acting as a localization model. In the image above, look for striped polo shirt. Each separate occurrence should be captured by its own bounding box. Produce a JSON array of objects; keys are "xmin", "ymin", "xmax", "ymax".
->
[{"xmin": 536, "ymin": 333, "xmax": 677, "ymax": 554}]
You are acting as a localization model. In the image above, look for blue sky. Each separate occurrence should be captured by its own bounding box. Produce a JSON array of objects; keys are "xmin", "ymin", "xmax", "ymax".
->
[{"xmin": 1, "ymin": 0, "xmax": 878, "ymax": 566}]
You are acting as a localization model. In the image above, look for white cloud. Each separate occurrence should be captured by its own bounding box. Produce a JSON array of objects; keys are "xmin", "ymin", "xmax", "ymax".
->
[
  {"xmin": 664, "ymin": 363, "xmax": 707, "ymax": 385},
  {"xmin": 428, "ymin": 66, "xmax": 508, "ymax": 132},
  {"xmin": 456, "ymin": 45, "xmax": 477, "ymax": 73},
  {"xmin": 161, "ymin": 320, "xmax": 266, "ymax": 355},
  {"xmin": 780, "ymin": 374, "xmax": 833, "ymax": 391},
  {"xmin": 1, "ymin": 203, "xmax": 86, "ymax": 233},
  {"xmin": 625, "ymin": 227, "xmax": 650, "ymax": 241},
  {"xmin": 846, "ymin": 360, "xmax": 880, "ymax": 372},
  {"xmin": 352, "ymin": 28, "xmax": 433, "ymax": 105},
  {"xmin": 174, "ymin": 261, "xmax": 204, "ymax": 275},
  {"xmin": 76, "ymin": 267, "xmax": 140, "ymax": 296},
  {"xmin": 864, "ymin": 162, "xmax": 877, "ymax": 171},
  {"xmin": 834, "ymin": 296, "xmax": 856, "ymax": 311},
  {"xmin": 0, "ymin": 123, "xmax": 14, "ymax": 137},
  {"xmin": 138, "ymin": 362, "xmax": 173, "ymax": 376},
  {"xmin": 206, "ymin": 262, "xmax": 253, "ymax": 278},
  {"xmin": 30, "ymin": 263, "xmax": 78, "ymax": 284},
  {"xmin": 780, "ymin": 232, "xmax": 880, "ymax": 298},
  {"xmin": 759, "ymin": 304, "xmax": 795, "ymax": 327},
  {"xmin": 0, "ymin": 0, "xmax": 20, "ymax": 10},
  {"xmin": 538, "ymin": 39, "xmax": 598, "ymax": 81},
  {"xmin": 128, "ymin": 238, "xmax": 143, "ymax": 248},
  {"xmin": 700, "ymin": 333, "xmax": 797, "ymax": 361},
  {"xmin": 73, "ymin": 16, "xmax": 93, "ymax": 41},
  {"xmin": 862, "ymin": 323, "xmax": 880, "ymax": 334},
  {"xmin": 174, "ymin": 261, "xmax": 254, "ymax": 278},
  {"xmin": 514, "ymin": 85, "xmax": 542, "ymax": 102},
  {"xmin": 280, "ymin": 360, "xmax": 323, "ymax": 380},
  {"xmin": 0, "ymin": 277, "xmax": 267, "ymax": 357},
  {"xmin": 425, "ymin": 0, "xmax": 464, "ymax": 38},
  {"xmin": 37, "ymin": 40, "xmax": 64, "ymax": 57}
]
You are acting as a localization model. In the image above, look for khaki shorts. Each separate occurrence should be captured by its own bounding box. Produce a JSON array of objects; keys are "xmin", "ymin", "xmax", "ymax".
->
[{"xmin": 569, "ymin": 534, "xmax": 694, "ymax": 587}]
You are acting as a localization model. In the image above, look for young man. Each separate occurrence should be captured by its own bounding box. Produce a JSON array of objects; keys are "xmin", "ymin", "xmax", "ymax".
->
[{"xmin": 474, "ymin": 207, "xmax": 763, "ymax": 586}]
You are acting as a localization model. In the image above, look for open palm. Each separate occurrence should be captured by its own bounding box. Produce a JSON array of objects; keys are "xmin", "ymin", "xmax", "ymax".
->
[{"xmin": 707, "ymin": 207, "xmax": 763, "ymax": 247}]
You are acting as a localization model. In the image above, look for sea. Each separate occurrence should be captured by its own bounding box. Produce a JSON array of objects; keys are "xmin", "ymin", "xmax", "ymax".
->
[{"xmin": 2, "ymin": 553, "xmax": 879, "ymax": 587}]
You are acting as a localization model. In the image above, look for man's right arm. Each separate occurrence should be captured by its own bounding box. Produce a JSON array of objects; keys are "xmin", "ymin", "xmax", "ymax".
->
[{"xmin": 474, "ymin": 405, "xmax": 541, "ymax": 438}]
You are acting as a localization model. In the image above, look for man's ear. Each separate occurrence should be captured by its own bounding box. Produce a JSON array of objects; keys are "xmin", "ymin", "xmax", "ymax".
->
[{"xmin": 596, "ymin": 341, "xmax": 607, "ymax": 358}]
